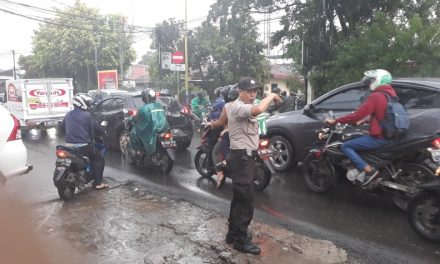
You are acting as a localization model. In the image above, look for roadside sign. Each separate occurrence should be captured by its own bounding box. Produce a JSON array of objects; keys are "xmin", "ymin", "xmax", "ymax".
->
[
  {"xmin": 171, "ymin": 64, "xmax": 185, "ymax": 72},
  {"xmin": 97, "ymin": 70, "xmax": 118, "ymax": 90},
  {"xmin": 161, "ymin": 52, "xmax": 171, "ymax": 70},
  {"xmin": 172, "ymin": 51, "xmax": 184, "ymax": 64}
]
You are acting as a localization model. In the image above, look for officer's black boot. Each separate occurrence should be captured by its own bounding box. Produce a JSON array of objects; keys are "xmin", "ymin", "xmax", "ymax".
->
[
  {"xmin": 233, "ymin": 236, "xmax": 260, "ymax": 255},
  {"xmin": 226, "ymin": 230, "xmax": 252, "ymax": 244}
]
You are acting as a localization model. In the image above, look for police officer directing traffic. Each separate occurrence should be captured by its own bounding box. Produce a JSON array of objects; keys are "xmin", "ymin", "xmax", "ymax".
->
[{"xmin": 225, "ymin": 77, "xmax": 282, "ymax": 255}]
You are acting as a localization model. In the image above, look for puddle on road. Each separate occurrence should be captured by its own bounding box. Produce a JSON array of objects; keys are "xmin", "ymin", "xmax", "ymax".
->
[{"xmin": 30, "ymin": 181, "xmax": 348, "ymax": 264}]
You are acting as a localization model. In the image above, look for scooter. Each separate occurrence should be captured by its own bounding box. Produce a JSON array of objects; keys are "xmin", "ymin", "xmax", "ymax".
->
[
  {"xmin": 194, "ymin": 126, "xmax": 274, "ymax": 191},
  {"xmin": 53, "ymin": 121, "xmax": 108, "ymax": 201},
  {"xmin": 119, "ymin": 109, "xmax": 176, "ymax": 174}
]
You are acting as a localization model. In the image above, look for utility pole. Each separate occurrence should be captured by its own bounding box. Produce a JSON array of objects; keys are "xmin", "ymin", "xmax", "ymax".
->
[
  {"xmin": 12, "ymin": 50, "xmax": 16, "ymax": 80},
  {"xmin": 184, "ymin": 0, "xmax": 189, "ymax": 104},
  {"xmin": 120, "ymin": 16, "xmax": 124, "ymax": 87}
]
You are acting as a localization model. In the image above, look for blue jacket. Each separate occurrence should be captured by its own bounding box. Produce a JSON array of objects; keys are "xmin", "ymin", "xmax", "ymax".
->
[
  {"xmin": 62, "ymin": 108, "xmax": 103, "ymax": 144},
  {"xmin": 208, "ymin": 96, "xmax": 225, "ymax": 121}
]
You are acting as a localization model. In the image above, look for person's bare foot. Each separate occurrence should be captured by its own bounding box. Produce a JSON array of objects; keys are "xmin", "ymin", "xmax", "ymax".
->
[
  {"xmin": 94, "ymin": 183, "xmax": 109, "ymax": 190},
  {"xmin": 216, "ymin": 173, "xmax": 225, "ymax": 189}
]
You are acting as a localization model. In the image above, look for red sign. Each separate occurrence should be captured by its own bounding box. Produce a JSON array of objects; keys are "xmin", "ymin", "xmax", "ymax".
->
[
  {"xmin": 172, "ymin": 51, "xmax": 184, "ymax": 64},
  {"xmin": 29, "ymin": 89, "xmax": 66, "ymax": 97},
  {"xmin": 97, "ymin": 70, "xmax": 118, "ymax": 90}
]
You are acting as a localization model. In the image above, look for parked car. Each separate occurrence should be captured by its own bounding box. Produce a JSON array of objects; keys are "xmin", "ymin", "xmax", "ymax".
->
[
  {"xmin": 267, "ymin": 78, "xmax": 440, "ymax": 171},
  {"xmin": 0, "ymin": 105, "xmax": 33, "ymax": 184},
  {"xmin": 91, "ymin": 91, "xmax": 193, "ymax": 152},
  {"xmin": 87, "ymin": 89, "xmax": 129, "ymax": 103}
]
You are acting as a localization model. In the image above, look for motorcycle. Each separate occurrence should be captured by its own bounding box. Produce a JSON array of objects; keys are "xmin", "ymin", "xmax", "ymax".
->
[
  {"xmin": 407, "ymin": 144, "xmax": 440, "ymax": 243},
  {"xmin": 119, "ymin": 109, "xmax": 176, "ymax": 174},
  {"xmin": 302, "ymin": 120, "xmax": 440, "ymax": 210},
  {"xmin": 194, "ymin": 125, "xmax": 275, "ymax": 191},
  {"xmin": 53, "ymin": 121, "xmax": 108, "ymax": 201}
]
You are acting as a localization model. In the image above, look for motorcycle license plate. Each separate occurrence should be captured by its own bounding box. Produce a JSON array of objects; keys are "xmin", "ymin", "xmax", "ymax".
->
[
  {"xmin": 161, "ymin": 140, "xmax": 176, "ymax": 148},
  {"xmin": 56, "ymin": 158, "xmax": 71, "ymax": 166},
  {"xmin": 429, "ymin": 148, "xmax": 440, "ymax": 162}
]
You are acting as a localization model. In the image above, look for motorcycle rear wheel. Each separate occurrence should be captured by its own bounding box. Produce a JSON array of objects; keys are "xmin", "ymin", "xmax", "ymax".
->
[
  {"xmin": 408, "ymin": 193, "xmax": 440, "ymax": 243},
  {"xmin": 194, "ymin": 149, "xmax": 214, "ymax": 178},
  {"xmin": 159, "ymin": 152, "xmax": 173, "ymax": 174},
  {"xmin": 302, "ymin": 154, "xmax": 336, "ymax": 193},
  {"xmin": 57, "ymin": 185, "xmax": 75, "ymax": 201},
  {"xmin": 254, "ymin": 162, "xmax": 271, "ymax": 191}
]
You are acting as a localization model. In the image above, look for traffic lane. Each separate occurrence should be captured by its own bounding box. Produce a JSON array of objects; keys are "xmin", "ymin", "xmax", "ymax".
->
[{"xmin": 16, "ymin": 128, "xmax": 440, "ymax": 263}]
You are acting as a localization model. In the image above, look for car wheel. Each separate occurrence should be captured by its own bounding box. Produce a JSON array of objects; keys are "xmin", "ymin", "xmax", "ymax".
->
[
  {"xmin": 118, "ymin": 130, "xmax": 130, "ymax": 155},
  {"xmin": 269, "ymin": 135, "xmax": 294, "ymax": 171}
]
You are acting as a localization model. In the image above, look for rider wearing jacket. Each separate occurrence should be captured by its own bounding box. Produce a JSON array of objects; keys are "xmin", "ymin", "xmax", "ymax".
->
[
  {"xmin": 62, "ymin": 94, "xmax": 108, "ymax": 190},
  {"xmin": 326, "ymin": 69, "xmax": 396, "ymax": 186},
  {"xmin": 129, "ymin": 89, "xmax": 169, "ymax": 156},
  {"xmin": 191, "ymin": 91, "xmax": 211, "ymax": 119}
]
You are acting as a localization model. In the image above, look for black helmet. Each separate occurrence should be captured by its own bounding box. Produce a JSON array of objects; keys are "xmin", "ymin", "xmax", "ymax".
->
[
  {"xmin": 226, "ymin": 85, "xmax": 239, "ymax": 102},
  {"xmin": 141, "ymin": 88, "xmax": 156, "ymax": 104},
  {"xmin": 272, "ymin": 87, "xmax": 281, "ymax": 94}
]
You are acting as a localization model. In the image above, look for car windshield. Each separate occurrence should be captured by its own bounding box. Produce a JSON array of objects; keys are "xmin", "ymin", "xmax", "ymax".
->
[
  {"xmin": 158, "ymin": 96, "xmax": 181, "ymax": 109},
  {"xmin": 132, "ymin": 96, "xmax": 144, "ymax": 108}
]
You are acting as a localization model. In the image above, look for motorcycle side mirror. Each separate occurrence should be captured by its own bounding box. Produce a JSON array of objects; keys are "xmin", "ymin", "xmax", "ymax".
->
[
  {"xmin": 100, "ymin": 120, "xmax": 108, "ymax": 127},
  {"xmin": 303, "ymin": 104, "xmax": 315, "ymax": 115},
  {"xmin": 328, "ymin": 110, "xmax": 335, "ymax": 119}
]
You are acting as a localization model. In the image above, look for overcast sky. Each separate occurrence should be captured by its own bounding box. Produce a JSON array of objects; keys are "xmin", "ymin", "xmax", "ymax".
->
[{"xmin": 0, "ymin": 0, "xmax": 217, "ymax": 69}]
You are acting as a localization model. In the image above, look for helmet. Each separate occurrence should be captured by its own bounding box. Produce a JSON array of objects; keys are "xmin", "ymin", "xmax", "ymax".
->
[
  {"xmin": 361, "ymin": 69, "xmax": 392, "ymax": 91},
  {"xmin": 271, "ymin": 87, "xmax": 281, "ymax": 94},
  {"xmin": 214, "ymin": 87, "xmax": 223, "ymax": 97},
  {"xmin": 221, "ymin": 85, "xmax": 230, "ymax": 99},
  {"xmin": 226, "ymin": 85, "xmax": 239, "ymax": 102},
  {"xmin": 141, "ymin": 88, "xmax": 156, "ymax": 104},
  {"xmin": 73, "ymin": 94, "xmax": 93, "ymax": 110}
]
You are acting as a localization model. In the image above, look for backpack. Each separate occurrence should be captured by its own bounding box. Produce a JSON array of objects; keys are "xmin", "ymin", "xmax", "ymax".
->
[{"xmin": 379, "ymin": 91, "xmax": 410, "ymax": 140}]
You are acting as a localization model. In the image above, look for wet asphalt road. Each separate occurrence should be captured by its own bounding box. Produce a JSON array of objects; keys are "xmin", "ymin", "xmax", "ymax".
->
[{"xmin": 6, "ymin": 128, "xmax": 440, "ymax": 263}]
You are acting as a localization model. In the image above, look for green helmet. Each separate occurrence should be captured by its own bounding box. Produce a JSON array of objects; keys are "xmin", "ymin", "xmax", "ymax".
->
[{"xmin": 361, "ymin": 69, "xmax": 392, "ymax": 91}]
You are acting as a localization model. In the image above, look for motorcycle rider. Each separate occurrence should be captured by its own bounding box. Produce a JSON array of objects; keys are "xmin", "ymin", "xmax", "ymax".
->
[
  {"xmin": 191, "ymin": 91, "xmax": 211, "ymax": 119},
  {"xmin": 128, "ymin": 88, "xmax": 169, "ymax": 157},
  {"xmin": 208, "ymin": 87, "xmax": 226, "ymax": 121},
  {"xmin": 209, "ymin": 85, "xmax": 239, "ymax": 188},
  {"xmin": 62, "ymin": 94, "xmax": 108, "ymax": 190},
  {"xmin": 325, "ymin": 69, "xmax": 396, "ymax": 186}
]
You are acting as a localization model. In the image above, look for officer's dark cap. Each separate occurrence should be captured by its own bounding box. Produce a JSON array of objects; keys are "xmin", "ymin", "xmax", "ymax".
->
[{"xmin": 237, "ymin": 77, "xmax": 261, "ymax": 90}]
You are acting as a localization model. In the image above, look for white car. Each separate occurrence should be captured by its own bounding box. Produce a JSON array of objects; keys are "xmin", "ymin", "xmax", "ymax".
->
[{"xmin": 0, "ymin": 105, "xmax": 32, "ymax": 184}]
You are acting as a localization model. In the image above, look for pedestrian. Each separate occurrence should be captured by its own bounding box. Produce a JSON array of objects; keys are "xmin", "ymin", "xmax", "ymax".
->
[{"xmin": 223, "ymin": 77, "xmax": 282, "ymax": 254}]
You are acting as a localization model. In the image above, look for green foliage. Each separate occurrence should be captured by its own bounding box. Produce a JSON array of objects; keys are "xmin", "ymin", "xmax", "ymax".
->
[{"xmin": 18, "ymin": 0, "xmax": 135, "ymax": 92}]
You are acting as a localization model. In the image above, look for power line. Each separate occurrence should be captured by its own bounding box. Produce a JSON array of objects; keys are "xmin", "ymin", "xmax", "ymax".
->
[{"xmin": 0, "ymin": 0, "xmax": 154, "ymax": 32}]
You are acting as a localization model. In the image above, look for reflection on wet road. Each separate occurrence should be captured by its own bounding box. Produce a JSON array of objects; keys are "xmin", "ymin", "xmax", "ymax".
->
[{"xmin": 8, "ymin": 128, "xmax": 440, "ymax": 263}]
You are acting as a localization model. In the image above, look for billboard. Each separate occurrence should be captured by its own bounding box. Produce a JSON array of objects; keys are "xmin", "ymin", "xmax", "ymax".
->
[{"xmin": 97, "ymin": 70, "xmax": 118, "ymax": 90}]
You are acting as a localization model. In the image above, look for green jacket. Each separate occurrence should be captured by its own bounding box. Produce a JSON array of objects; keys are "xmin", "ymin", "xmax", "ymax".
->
[
  {"xmin": 191, "ymin": 96, "xmax": 210, "ymax": 118},
  {"xmin": 129, "ymin": 102, "xmax": 169, "ymax": 156},
  {"xmin": 253, "ymin": 98, "xmax": 268, "ymax": 136}
]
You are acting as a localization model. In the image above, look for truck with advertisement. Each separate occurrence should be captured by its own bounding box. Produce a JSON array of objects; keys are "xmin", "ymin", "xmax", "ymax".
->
[{"xmin": 5, "ymin": 78, "xmax": 74, "ymax": 129}]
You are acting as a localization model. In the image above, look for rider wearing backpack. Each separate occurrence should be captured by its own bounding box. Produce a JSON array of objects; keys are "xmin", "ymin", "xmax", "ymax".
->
[{"xmin": 325, "ymin": 69, "xmax": 398, "ymax": 186}]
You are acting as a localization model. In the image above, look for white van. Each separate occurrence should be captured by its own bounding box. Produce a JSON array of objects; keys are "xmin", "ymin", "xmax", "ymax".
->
[{"xmin": 5, "ymin": 79, "xmax": 74, "ymax": 129}]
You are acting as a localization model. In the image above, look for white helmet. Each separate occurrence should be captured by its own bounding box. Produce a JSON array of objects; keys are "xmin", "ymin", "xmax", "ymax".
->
[
  {"xmin": 362, "ymin": 69, "xmax": 392, "ymax": 91},
  {"xmin": 73, "ymin": 94, "xmax": 93, "ymax": 110}
]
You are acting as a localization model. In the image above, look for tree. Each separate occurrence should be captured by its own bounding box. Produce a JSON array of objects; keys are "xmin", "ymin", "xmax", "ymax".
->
[
  {"xmin": 19, "ymin": 0, "xmax": 135, "ymax": 92},
  {"xmin": 147, "ymin": 19, "xmax": 182, "ymax": 91}
]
